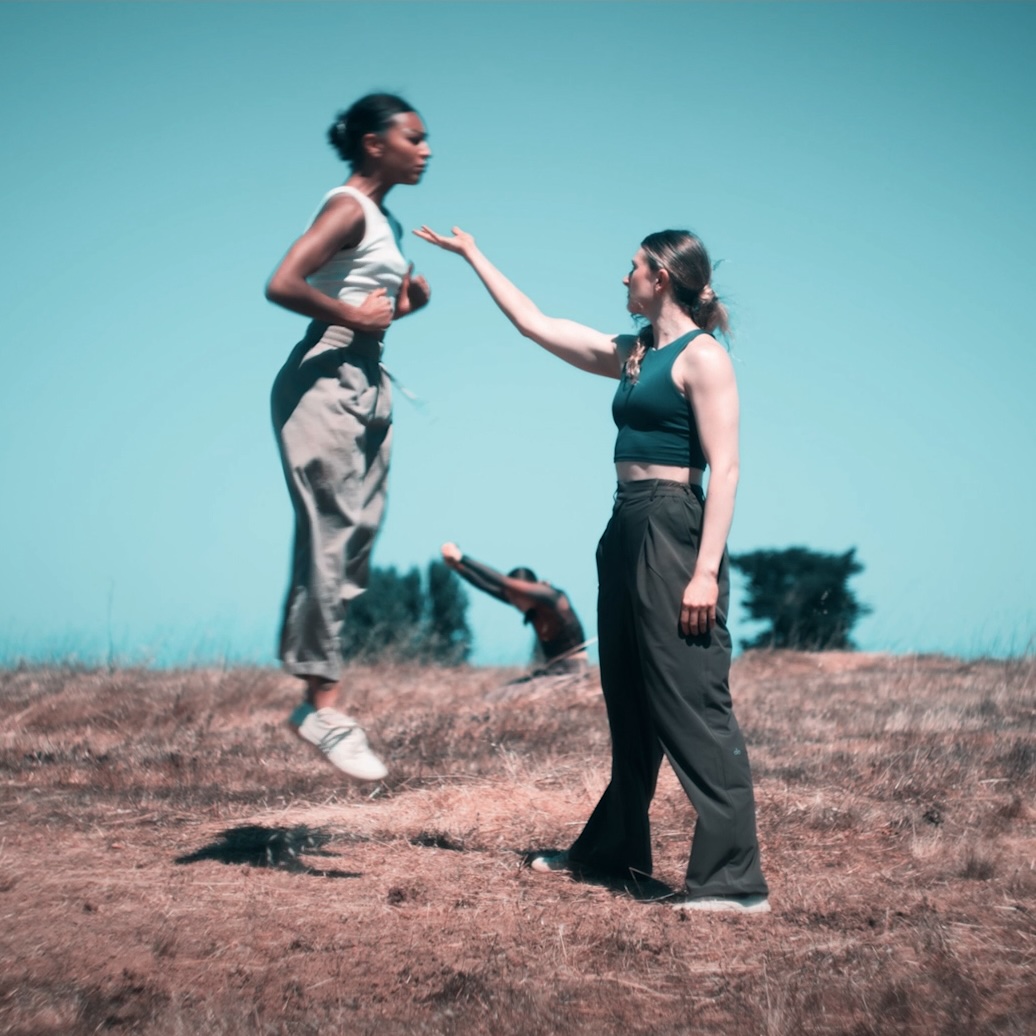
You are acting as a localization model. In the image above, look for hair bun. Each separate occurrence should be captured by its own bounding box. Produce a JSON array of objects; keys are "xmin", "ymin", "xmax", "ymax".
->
[{"xmin": 327, "ymin": 93, "xmax": 417, "ymax": 167}]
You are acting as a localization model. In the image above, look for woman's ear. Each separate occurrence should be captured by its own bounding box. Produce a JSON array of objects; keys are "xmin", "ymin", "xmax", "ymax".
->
[
  {"xmin": 655, "ymin": 267, "xmax": 670, "ymax": 294},
  {"xmin": 362, "ymin": 131, "xmax": 384, "ymax": 163}
]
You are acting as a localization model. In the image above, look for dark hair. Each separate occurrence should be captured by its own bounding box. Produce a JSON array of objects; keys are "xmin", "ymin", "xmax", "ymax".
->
[
  {"xmin": 508, "ymin": 567, "xmax": 538, "ymax": 583},
  {"xmin": 327, "ymin": 93, "xmax": 416, "ymax": 170},
  {"xmin": 626, "ymin": 229, "xmax": 730, "ymax": 382}
]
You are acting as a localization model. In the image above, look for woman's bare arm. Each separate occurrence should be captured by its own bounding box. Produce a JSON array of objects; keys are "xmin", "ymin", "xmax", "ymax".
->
[
  {"xmin": 265, "ymin": 194, "xmax": 395, "ymax": 334},
  {"xmin": 675, "ymin": 338, "xmax": 741, "ymax": 638},
  {"xmin": 414, "ymin": 225, "xmax": 624, "ymax": 378}
]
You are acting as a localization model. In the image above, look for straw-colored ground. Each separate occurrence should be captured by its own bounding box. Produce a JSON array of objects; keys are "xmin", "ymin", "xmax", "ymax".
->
[{"xmin": 0, "ymin": 652, "xmax": 1033, "ymax": 1035}]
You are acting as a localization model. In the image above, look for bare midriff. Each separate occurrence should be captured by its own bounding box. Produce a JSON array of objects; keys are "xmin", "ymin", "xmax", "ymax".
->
[{"xmin": 615, "ymin": 461, "xmax": 704, "ymax": 487}]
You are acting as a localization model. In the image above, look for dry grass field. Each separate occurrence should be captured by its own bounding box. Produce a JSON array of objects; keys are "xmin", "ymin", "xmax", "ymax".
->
[{"xmin": 1, "ymin": 652, "xmax": 1033, "ymax": 1035}]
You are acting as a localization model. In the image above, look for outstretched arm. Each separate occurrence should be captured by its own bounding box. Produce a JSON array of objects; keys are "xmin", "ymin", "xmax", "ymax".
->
[
  {"xmin": 441, "ymin": 543, "xmax": 510, "ymax": 603},
  {"xmin": 441, "ymin": 543, "xmax": 560, "ymax": 609},
  {"xmin": 415, "ymin": 226, "xmax": 626, "ymax": 379}
]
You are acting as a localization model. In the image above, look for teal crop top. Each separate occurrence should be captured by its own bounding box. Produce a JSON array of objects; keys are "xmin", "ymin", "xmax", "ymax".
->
[{"xmin": 612, "ymin": 330, "xmax": 708, "ymax": 469}]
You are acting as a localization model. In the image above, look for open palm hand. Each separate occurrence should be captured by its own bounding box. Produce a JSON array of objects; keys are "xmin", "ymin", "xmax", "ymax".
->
[{"xmin": 413, "ymin": 225, "xmax": 476, "ymax": 258}]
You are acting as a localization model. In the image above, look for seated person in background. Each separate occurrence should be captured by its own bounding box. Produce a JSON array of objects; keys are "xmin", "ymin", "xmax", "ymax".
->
[{"xmin": 441, "ymin": 542, "xmax": 588, "ymax": 673}]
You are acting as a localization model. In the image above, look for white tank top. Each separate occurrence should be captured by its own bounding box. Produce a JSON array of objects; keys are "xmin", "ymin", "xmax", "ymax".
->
[{"xmin": 305, "ymin": 185, "xmax": 410, "ymax": 312}]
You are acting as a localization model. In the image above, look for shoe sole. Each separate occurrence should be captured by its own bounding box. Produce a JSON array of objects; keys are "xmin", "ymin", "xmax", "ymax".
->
[{"xmin": 671, "ymin": 897, "xmax": 771, "ymax": 914}]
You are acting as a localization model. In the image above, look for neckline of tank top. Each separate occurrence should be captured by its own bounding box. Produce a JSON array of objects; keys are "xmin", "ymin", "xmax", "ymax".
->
[{"xmin": 651, "ymin": 328, "xmax": 708, "ymax": 352}]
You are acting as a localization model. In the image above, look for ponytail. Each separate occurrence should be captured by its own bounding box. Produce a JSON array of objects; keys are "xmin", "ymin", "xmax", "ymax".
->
[{"xmin": 622, "ymin": 230, "xmax": 729, "ymax": 383}]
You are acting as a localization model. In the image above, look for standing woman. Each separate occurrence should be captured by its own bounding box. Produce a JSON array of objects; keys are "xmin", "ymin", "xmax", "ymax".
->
[
  {"xmin": 415, "ymin": 225, "xmax": 769, "ymax": 911},
  {"xmin": 267, "ymin": 94, "xmax": 431, "ymax": 780}
]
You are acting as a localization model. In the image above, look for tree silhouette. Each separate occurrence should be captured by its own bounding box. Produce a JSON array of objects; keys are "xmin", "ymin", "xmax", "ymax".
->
[
  {"xmin": 340, "ymin": 561, "xmax": 471, "ymax": 664},
  {"xmin": 423, "ymin": 559, "xmax": 472, "ymax": 664},
  {"xmin": 731, "ymin": 546, "xmax": 870, "ymax": 651}
]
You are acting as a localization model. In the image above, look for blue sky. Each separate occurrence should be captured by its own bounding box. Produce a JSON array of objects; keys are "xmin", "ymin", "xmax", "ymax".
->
[{"xmin": 1, "ymin": 2, "xmax": 1033, "ymax": 667}]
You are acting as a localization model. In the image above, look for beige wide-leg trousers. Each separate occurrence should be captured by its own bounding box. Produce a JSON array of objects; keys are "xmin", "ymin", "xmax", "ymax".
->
[{"xmin": 271, "ymin": 324, "xmax": 392, "ymax": 682}]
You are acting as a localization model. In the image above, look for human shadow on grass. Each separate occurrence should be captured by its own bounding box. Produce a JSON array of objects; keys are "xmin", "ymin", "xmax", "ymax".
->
[
  {"xmin": 175, "ymin": 824, "xmax": 361, "ymax": 878},
  {"xmin": 522, "ymin": 849, "xmax": 676, "ymax": 903}
]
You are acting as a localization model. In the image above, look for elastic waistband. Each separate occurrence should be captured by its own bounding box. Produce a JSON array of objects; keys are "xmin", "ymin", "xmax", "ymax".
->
[
  {"xmin": 303, "ymin": 320, "xmax": 384, "ymax": 360},
  {"xmin": 615, "ymin": 479, "xmax": 704, "ymax": 503}
]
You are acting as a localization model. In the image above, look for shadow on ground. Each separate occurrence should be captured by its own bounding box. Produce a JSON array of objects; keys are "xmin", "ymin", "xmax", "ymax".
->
[
  {"xmin": 522, "ymin": 849, "xmax": 676, "ymax": 903},
  {"xmin": 175, "ymin": 824, "xmax": 361, "ymax": 878}
]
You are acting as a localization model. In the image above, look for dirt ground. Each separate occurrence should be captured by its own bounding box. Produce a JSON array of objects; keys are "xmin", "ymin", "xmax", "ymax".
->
[{"xmin": 1, "ymin": 652, "xmax": 1033, "ymax": 1035}]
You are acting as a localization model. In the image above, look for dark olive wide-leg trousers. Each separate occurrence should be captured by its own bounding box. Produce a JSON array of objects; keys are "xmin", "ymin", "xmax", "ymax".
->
[{"xmin": 569, "ymin": 480, "xmax": 768, "ymax": 899}]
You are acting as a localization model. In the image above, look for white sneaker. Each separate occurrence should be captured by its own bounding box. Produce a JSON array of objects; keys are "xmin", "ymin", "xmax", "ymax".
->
[
  {"xmin": 529, "ymin": 851, "xmax": 571, "ymax": 874},
  {"xmin": 289, "ymin": 704, "xmax": 388, "ymax": 781},
  {"xmin": 671, "ymin": 894, "xmax": 771, "ymax": 914}
]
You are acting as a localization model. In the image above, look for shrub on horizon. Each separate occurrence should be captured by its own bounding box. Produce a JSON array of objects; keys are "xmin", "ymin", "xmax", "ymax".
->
[
  {"xmin": 731, "ymin": 546, "xmax": 870, "ymax": 651},
  {"xmin": 340, "ymin": 560, "xmax": 472, "ymax": 665}
]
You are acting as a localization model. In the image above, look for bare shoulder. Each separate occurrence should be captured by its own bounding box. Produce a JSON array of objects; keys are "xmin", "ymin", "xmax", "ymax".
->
[
  {"xmin": 315, "ymin": 190, "xmax": 365, "ymax": 225},
  {"xmin": 682, "ymin": 333, "xmax": 733, "ymax": 368},
  {"xmin": 308, "ymin": 191, "xmax": 366, "ymax": 250},
  {"xmin": 676, "ymin": 333, "xmax": 736, "ymax": 389}
]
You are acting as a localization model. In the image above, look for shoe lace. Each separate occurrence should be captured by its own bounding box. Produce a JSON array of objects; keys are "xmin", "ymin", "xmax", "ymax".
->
[{"xmin": 318, "ymin": 724, "xmax": 357, "ymax": 755}]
